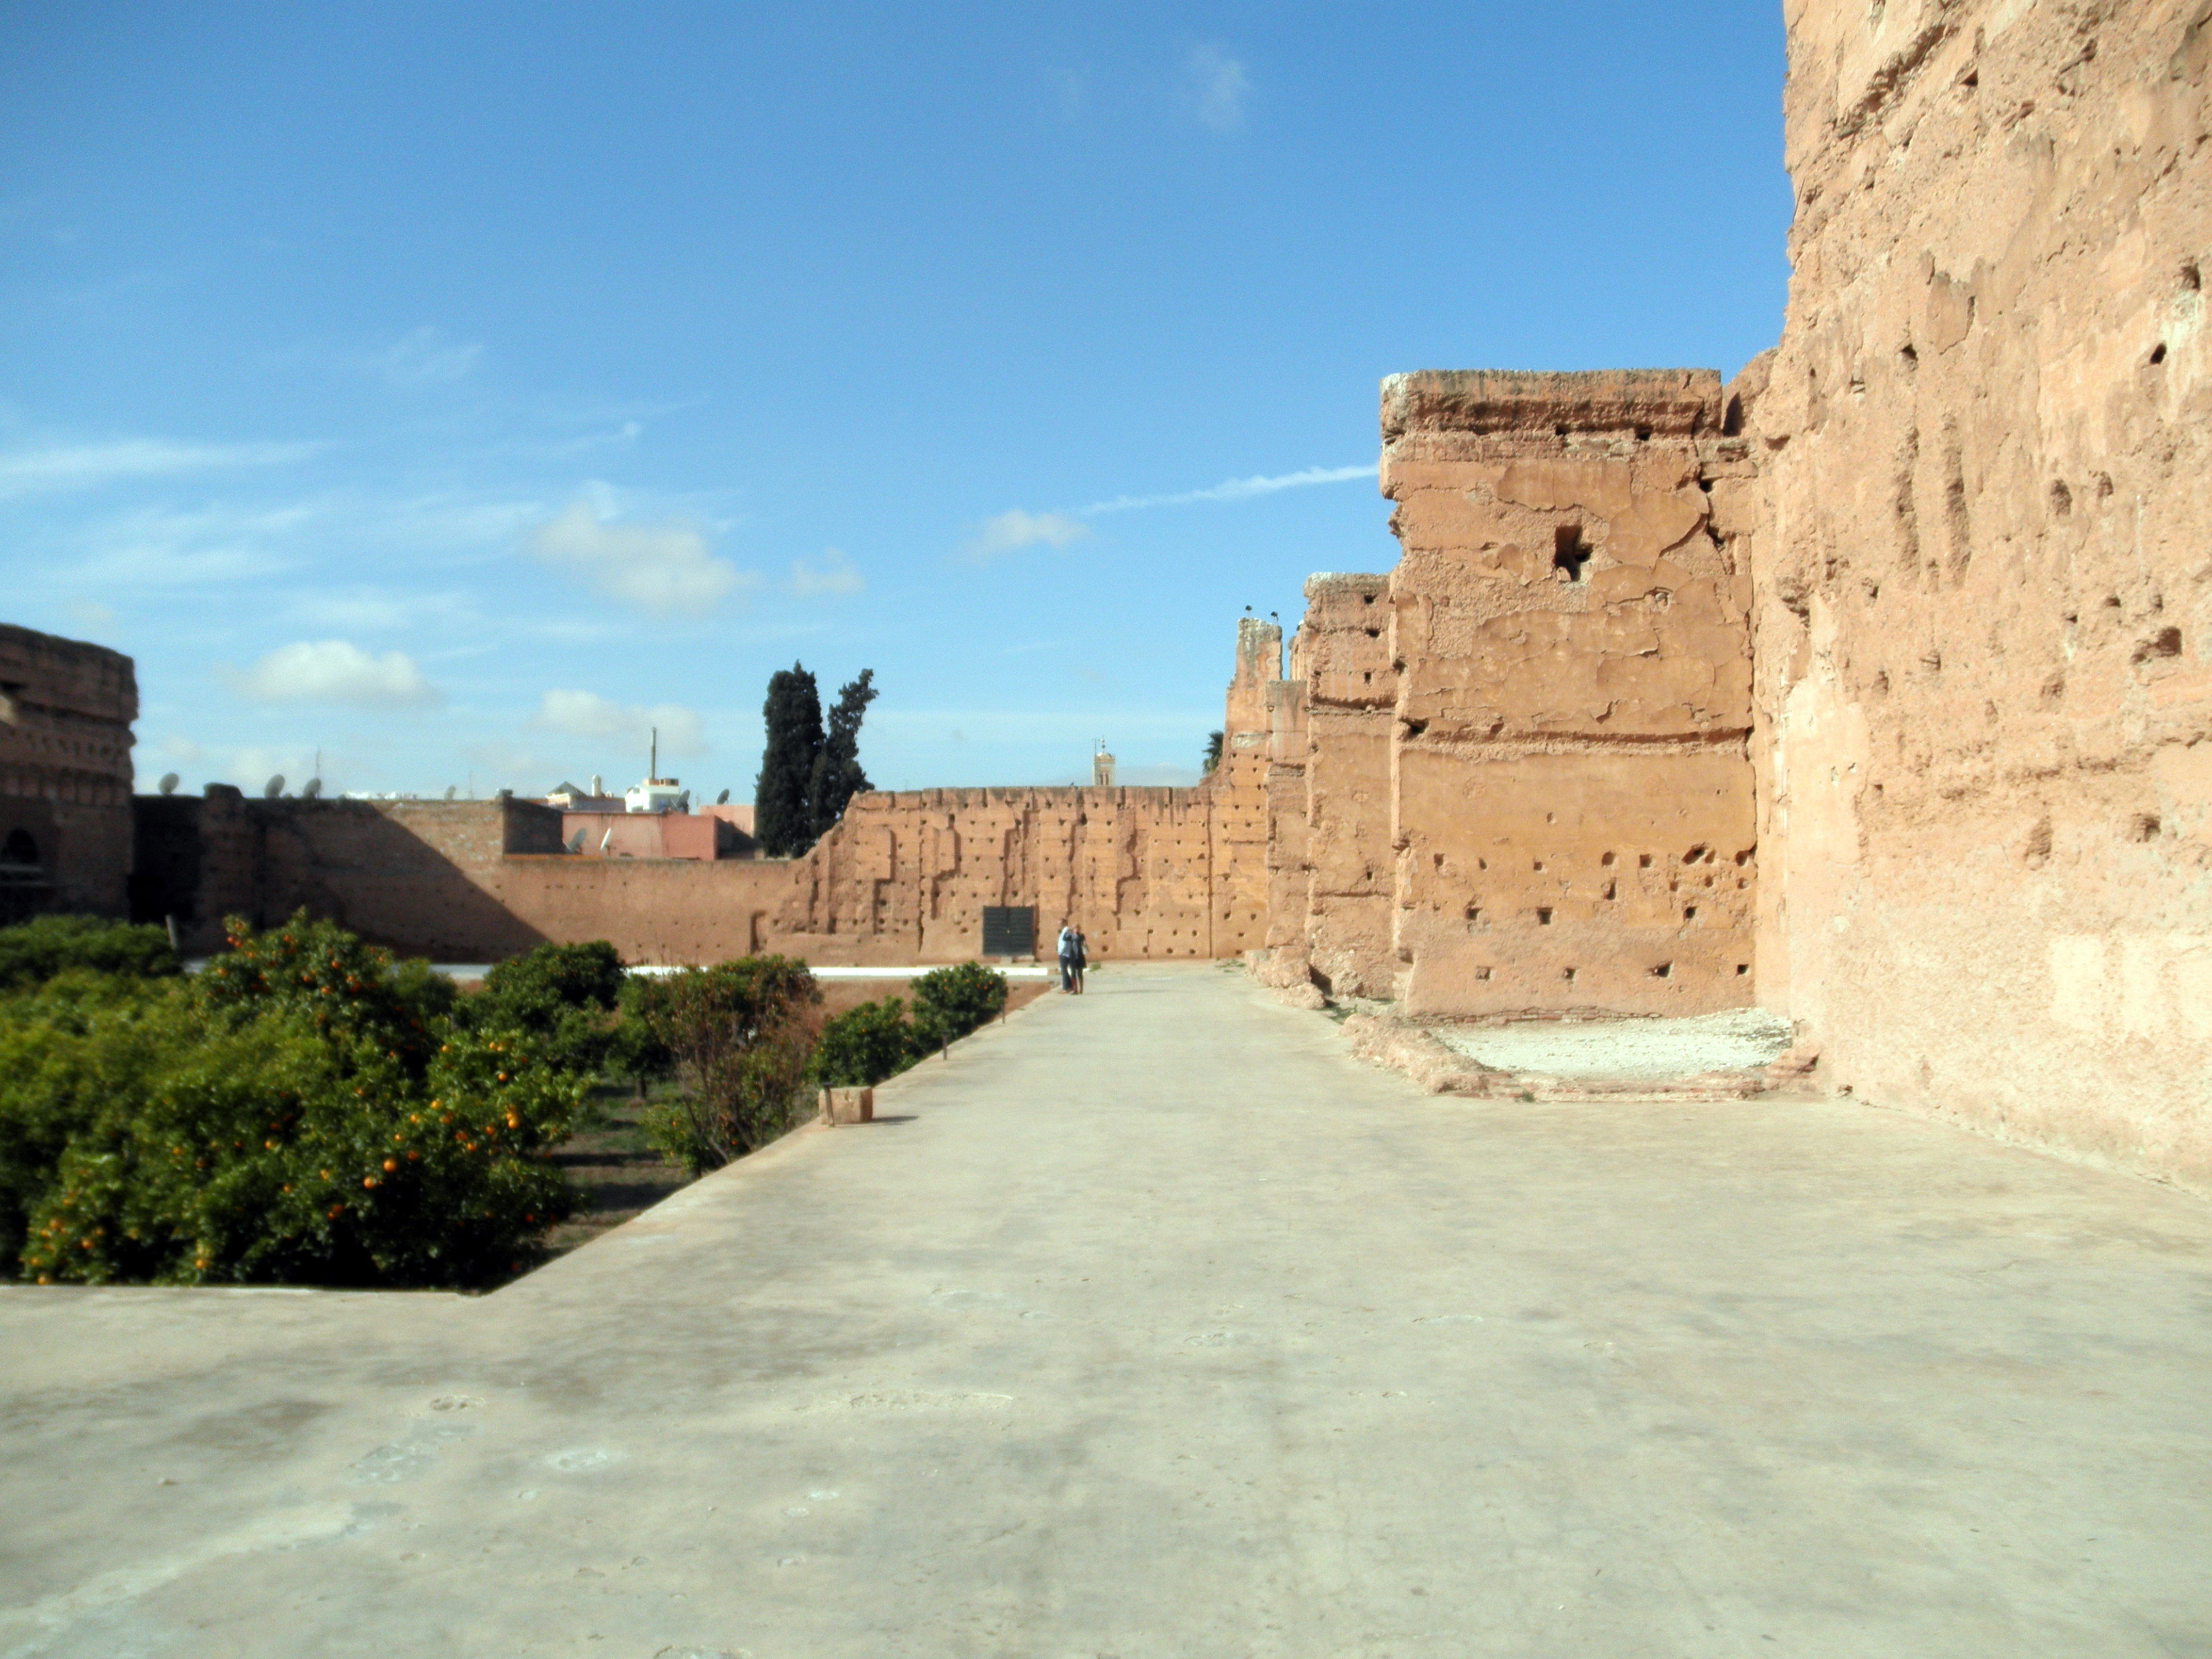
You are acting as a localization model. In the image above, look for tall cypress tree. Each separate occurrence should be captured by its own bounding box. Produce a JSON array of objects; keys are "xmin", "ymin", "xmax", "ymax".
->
[
  {"xmin": 807, "ymin": 669, "xmax": 878, "ymax": 840},
  {"xmin": 754, "ymin": 664, "xmax": 822, "ymax": 857}
]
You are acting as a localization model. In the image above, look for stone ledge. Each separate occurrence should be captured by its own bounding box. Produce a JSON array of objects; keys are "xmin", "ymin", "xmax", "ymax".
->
[{"xmin": 1380, "ymin": 369, "xmax": 1724, "ymax": 441}]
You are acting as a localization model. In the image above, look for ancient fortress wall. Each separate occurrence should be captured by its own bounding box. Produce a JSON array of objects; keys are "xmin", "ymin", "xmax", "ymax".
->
[
  {"xmin": 1288, "ymin": 576, "xmax": 1397, "ymax": 998},
  {"xmin": 1258, "ymin": 375, "xmax": 1761, "ymax": 1017},
  {"xmin": 1747, "ymin": 0, "xmax": 2212, "ymax": 1185},
  {"xmin": 131, "ymin": 639, "xmax": 1278, "ymax": 965},
  {"xmin": 0, "ymin": 625, "xmax": 136, "ymax": 919}
]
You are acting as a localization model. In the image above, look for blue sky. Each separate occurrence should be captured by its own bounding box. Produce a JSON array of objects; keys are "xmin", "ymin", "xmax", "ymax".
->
[{"xmin": 1, "ymin": 1, "xmax": 1790, "ymax": 799}]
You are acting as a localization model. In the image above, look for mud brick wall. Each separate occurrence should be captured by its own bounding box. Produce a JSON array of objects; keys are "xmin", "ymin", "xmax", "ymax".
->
[
  {"xmin": 1292, "ymin": 574, "xmax": 1398, "ymax": 998},
  {"xmin": 0, "ymin": 624, "xmax": 137, "ymax": 918},
  {"xmin": 1749, "ymin": 0, "xmax": 2212, "ymax": 1185},
  {"xmin": 1377, "ymin": 370, "xmax": 1757, "ymax": 1017}
]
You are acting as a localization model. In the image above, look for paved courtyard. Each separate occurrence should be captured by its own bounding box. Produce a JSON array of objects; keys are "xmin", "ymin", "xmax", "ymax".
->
[{"xmin": 3, "ymin": 963, "xmax": 2209, "ymax": 1657}]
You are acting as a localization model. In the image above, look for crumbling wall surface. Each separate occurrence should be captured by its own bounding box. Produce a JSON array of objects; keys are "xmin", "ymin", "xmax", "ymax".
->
[
  {"xmin": 0, "ymin": 625, "xmax": 137, "ymax": 917},
  {"xmin": 1261, "ymin": 678, "xmax": 1310, "ymax": 956},
  {"xmin": 778, "ymin": 785, "xmax": 1231, "ymax": 962},
  {"xmin": 1759, "ymin": 0, "xmax": 2212, "ymax": 1187},
  {"xmin": 1293, "ymin": 574, "xmax": 1398, "ymax": 997},
  {"xmin": 1380, "ymin": 370, "xmax": 1758, "ymax": 1016}
]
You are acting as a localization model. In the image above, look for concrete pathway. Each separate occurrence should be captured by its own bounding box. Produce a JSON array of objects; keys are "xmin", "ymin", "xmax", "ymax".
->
[{"xmin": 4, "ymin": 964, "xmax": 2209, "ymax": 1658}]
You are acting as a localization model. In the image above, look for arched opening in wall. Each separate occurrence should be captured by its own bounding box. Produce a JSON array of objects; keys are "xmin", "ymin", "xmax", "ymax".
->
[
  {"xmin": 1553, "ymin": 526, "xmax": 1592, "ymax": 583},
  {"xmin": 0, "ymin": 828, "xmax": 50, "ymax": 926}
]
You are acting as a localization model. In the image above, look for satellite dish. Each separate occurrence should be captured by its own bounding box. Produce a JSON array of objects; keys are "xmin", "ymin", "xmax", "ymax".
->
[
  {"xmin": 565, "ymin": 828, "xmax": 587, "ymax": 853},
  {"xmin": 717, "ymin": 788, "xmax": 729, "ymax": 805},
  {"xmin": 301, "ymin": 777, "xmax": 322, "ymax": 800},
  {"xmin": 157, "ymin": 773, "xmax": 180, "ymax": 796},
  {"xmin": 444, "ymin": 785, "xmax": 458, "ymax": 801},
  {"xmin": 263, "ymin": 774, "xmax": 285, "ymax": 799}
]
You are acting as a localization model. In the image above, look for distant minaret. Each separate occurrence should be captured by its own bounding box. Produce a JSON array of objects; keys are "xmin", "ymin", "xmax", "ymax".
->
[{"xmin": 1093, "ymin": 740, "xmax": 1115, "ymax": 788}]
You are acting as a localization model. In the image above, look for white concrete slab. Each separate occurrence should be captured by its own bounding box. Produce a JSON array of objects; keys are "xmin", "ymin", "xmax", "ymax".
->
[{"xmin": 3, "ymin": 964, "xmax": 2208, "ymax": 1656}]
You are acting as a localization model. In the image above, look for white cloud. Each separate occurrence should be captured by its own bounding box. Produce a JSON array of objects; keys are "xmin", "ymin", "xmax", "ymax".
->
[
  {"xmin": 1082, "ymin": 463, "xmax": 1371, "ymax": 514},
  {"xmin": 227, "ymin": 640, "xmax": 443, "ymax": 709},
  {"xmin": 787, "ymin": 548, "xmax": 865, "ymax": 597},
  {"xmin": 965, "ymin": 509, "xmax": 1093, "ymax": 561},
  {"xmin": 370, "ymin": 326, "xmax": 484, "ymax": 385},
  {"xmin": 533, "ymin": 689, "xmax": 708, "ymax": 758},
  {"xmin": 530, "ymin": 499, "xmax": 753, "ymax": 614},
  {"xmin": 0, "ymin": 437, "xmax": 324, "ymax": 501},
  {"xmin": 1184, "ymin": 45, "xmax": 1251, "ymax": 131}
]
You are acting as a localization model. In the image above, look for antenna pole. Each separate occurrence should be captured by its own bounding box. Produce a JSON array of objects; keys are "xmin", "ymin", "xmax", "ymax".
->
[{"xmin": 650, "ymin": 726, "xmax": 658, "ymax": 781}]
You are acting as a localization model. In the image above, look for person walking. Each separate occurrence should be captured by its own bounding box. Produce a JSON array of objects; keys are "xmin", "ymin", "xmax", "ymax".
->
[
  {"xmin": 1070, "ymin": 926, "xmax": 1089, "ymax": 995},
  {"xmin": 1055, "ymin": 920, "xmax": 1078, "ymax": 993}
]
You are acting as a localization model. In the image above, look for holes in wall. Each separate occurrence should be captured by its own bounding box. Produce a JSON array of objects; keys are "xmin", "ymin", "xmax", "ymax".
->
[
  {"xmin": 1364, "ymin": 627, "xmax": 1380, "ymax": 639},
  {"xmin": 1638, "ymin": 853, "xmax": 1653, "ymax": 869},
  {"xmin": 1899, "ymin": 342, "xmax": 1918, "ymax": 370},
  {"xmin": 1721, "ymin": 395, "xmax": 1744, "ymax": 437},
  {"xmin": 1561, "ymin": 967, "xmax": 1577, "ymax": 983},
  {"xmin": 1362, "ymin": 592, "xmax": 1376, "ymax": 605},
  {"xmin": 1532, "ymin": 859, "xmax": 1544, "ymax": 872},
  {"xmin": 1733, "ymin": 848, "xmax": 1752, "ymax": 866},
  {"xmin": 1402, "ymin": 718, "xmax": 1428, "ymax": 739},
  {"xmin": 2130, "ymin": 812, "xmax": 2162, "ymax": 841},
  {"xmin": 1602, "ymin": 881, "xmax": 1617, "ymax": 901},
  {"xmin": 1650, "ymin": 963, "xmax": 1672, "ymax": 979},
  {"xmin": 1536, "ymin": 907, "xmax": 1554, "ymax": 925},
  {"xmin": 1683, "ymin": 905, "xmax": 1698, "ymax": 921},
  {"xmin": 1684, "ymin": 843, "xmax": 1710, "ymax": 864},
  {"xmin": 1635, "ymin": 426, "xmax": 1653, "ymax": 443},
  {"xmin": 1736, "ymin": 963, "xmax": 1751, "ymax": 976},
  {"xmin": 1601, "ymin": 851, "xmax": 1616, "ymax": 866},
  {"xmin": 2134, "ymin": 626, "xmax": 2184, "ymax": 663},
  {"xmin": 2151, "ymin": 343, "xmax": 2169, "ymax": 365},
  {"xmin": 2050, "ymin": 479, "xmax": 2073, "ymax": 518},
  {"xmin": 1465, "ymin": 903, "xmax": 1483, "ymax": 923},
  {"xmin": 2184, "ymin": 261, "xmax": 2203, "ymax": 292},
  {"xmin": 1553, "ymin": 525, "xmax": 1592, "ymax": 583},
  {"xmin": 1474, "ymin": 966, "xmax": 1493, "ymax": 981}
]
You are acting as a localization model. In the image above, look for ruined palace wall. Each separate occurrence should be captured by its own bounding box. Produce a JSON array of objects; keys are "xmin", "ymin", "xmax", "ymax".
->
[
  {"xmin": 156, "ymin": 766, "xmax": 1274, "ymax": 966},
  {"xmin": 1756, "ymin": 0, "xmax": 2212, "ymax": 1186},
  {"xmin": 1291, "ymin": 575, "xmax": 1398, "ymax": 998},
  {"xmin": 1381, "ymin": 371, "xmax": 1758, "ymax": 1017},
  {"xmin": 0, "ymin": 625, "xmax": 136, "ymax": 918}
]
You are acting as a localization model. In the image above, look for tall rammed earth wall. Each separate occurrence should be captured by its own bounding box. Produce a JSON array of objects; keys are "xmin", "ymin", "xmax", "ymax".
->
[
  {"xmin": 137, "ymin": 637, "xmax": 1279, "ymax": 965},
  {"xmin": 1747, "ymin": 0, "xmax": 2212, "ymax": 1186},
  {"xmin": 1258, "ymin": 374, "xmax": 1761, "ymax": 1017},
  {"xmin": 0, "ymin": 625, "xmax": 136, "ymax": 919}
]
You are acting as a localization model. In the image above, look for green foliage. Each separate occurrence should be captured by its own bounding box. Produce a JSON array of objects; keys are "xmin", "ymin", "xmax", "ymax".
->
[
  {"xmin": 813, "ymin": 996, "xmax": 918, "ymax": 1088},
  {"xmin": 1202, "ymin": 729, "xmax": 1224, "ymax": 775},
  {"xmin": 460, "ymin": 940, "xmax": 626, "ymax": 1075},
  {"xmin": 627, "ymin": 957, "xmax": 821, "ymax": 1173},
  {"xmin": 754, "ymin": 662, "xmax": 879, "ymax": 856},
  {"xmin": 909, "ymin": 962, "xmax": 1009, "ymax": 1051},
  {"xmin": 0, "ymin": 915, "xmax": 585, "ymax": 1288},
  {"xmin": 0, "ymin": 915, "xmax": 179, "ymax": 992},
  {"xmin": 808, "ymin": 668, "xmax": 879, "ymax": 840},
  {"xmin": 198, "ymin": 911, "xmax": 453, "ymax": 1078},
  {"xmin": 755, "ymin": 663, "xmax": 823, "ymax": 857},
  {"xmin": 608, "ymin": 973, "xmax": 674, "ymax": 1085}
]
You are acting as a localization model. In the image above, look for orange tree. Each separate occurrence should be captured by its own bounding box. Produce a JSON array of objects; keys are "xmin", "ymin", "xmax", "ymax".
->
[{"xmin": 0, "ymin": 913, "xmax": 582, "ymax": 1287}]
